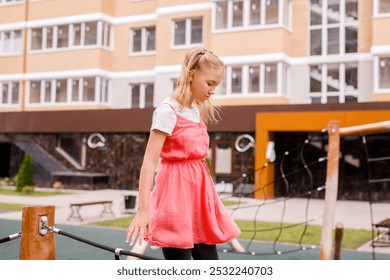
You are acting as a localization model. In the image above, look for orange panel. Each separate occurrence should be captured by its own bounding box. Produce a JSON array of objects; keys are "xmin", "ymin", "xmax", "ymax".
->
[{"xmin": 255, "ymin": 110, "xmax": 390, "ymax": 199}]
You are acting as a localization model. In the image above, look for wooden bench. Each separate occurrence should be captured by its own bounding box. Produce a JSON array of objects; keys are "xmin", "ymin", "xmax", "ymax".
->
[
  {"xmin": 373, "ymin": 218, "xmax": 390, "ymax": 245},
  {"xmin": 67, "ymin": 200, "xmax": 115, "ymax": 222}
]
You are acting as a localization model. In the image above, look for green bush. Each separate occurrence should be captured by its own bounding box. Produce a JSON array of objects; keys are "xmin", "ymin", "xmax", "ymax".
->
[
  {"xmin": 22, "ymin": 186, "xmax": 35, "ymax": 194},
  {"xmin": 16, "ymin": 153, "xmax": 35, "ymax": 192}
]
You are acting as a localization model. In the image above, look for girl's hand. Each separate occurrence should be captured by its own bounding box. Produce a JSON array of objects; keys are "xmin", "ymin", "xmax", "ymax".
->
[{"xmin": 126, "ymin": 210, "xmax": 150, "ymax": 246}]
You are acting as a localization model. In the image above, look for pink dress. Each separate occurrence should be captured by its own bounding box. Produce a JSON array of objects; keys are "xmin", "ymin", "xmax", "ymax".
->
[{"xmin": 144, "ymin": 109, "xmax": 241, "ymax": 249}]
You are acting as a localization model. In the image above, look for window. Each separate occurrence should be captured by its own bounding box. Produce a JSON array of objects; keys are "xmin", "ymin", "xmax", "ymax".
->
[
  {"xmin": 250, "ymin": 0, "xmax": 261, "ymax": 25},
  {"xmin": 173, "ymin": 18, "xmax": 202, "ymax": 47},
  {"xmin": 215, "ymin": 141, "xmax": 232, "ymax": 174},
  {"xmin": 28, "ymin": 77, "xmax": 110, "ymax": 105},
  {"xmin": 102, "ymin": 22, "xmax": 113, "ymax": 48},
  {"xmin": 214, "ymin": 0, "xmax": 290, "ymax": 30},
  {"xmin": 233, "ymin": 1, "xmax": 244, "ymax": 27},
  {"xmin": 264, "ymin": 63, "xmax": 278, "ymax": 93},
  {"xmin": 129, "ymin": 83, "xmax": 154, "ymax": 108},
  {"xmin": 379, "ymin": 57, "xmax": 390, "ymax": 89},
  {"xmin": 309, "ymin": 0, "xmax": 359, "ymax": 103},
  {"xmin": 309, "ymin": 62, "xmax": 358, "ymax": 103},
  {"xmin": 266, "ymin": 0, "xmax": 279, "ymax": 25},
  {"xmin": 85, "ymin": 22, "xmax": 98, "ymax": 45},
  {"xmin": 249, "ymin": 65, "xmax": 260, "ymax": 92},
  {"xmin": 46, "ymin": 27, "xmax": 54, "ymax": 49},
  {"xmin": 29, "ymin": 21, "xmax": 113, "ymax": 51},
  {"xmin": 376, "ymin": 0, "xmax": 390, "ymax": 14},
  {"xmin": 231, "ymin": 67, "xmax": 242, "ymax": 94},
  {"xmin": 131, "ymin": 26, "xmax": 155, "ymax": 53},
  {"xmin": 31, "ymin": 28, "xmax": 43, "ymax": 50},
  {"xmin": 72, "ymin": 23, "xmax": 82, "ymax": 46},
  {"xmin": 82, "ymin": 78, "xmax": 95, "ymax": 102},
  {"xmin": 0, "ymin": 81, "xmax": 19, "ymax": 105},
  {"xmin": 43, "ymin": 80, "xmax": 52, "ymax": 103},
  {"xmin": 0, "ymin": 30, "xmax": 23, "ymax": 54},
  {"xmin": 221, "ymin": 62, "xmax": 288, "ymax": 96},
  {"xmin": 100, "ymin": 78, "xmax": 110, "ymax": 103},
  {"xmin": 57, "ymin": 25, "xmax": 69, "ymax": 48},
  {"xmin": 55, "ymin": 79, "xmax": 67, "ymax": 103},
  {"xmin": 310, "ymin": 0, "xmax": 358, "ymax": 56},
  {"xmin": 29, "ymin": 81, "xmax": 41, "ymax": 103},
  {"xmin": 0, "ymin": 0, "xmax": 22, "ymax": 6},
  {"xmin": 58, "ymin": 134, "xmax": 83, "ymax": 164},
  {"xmin": 71, "ymin": 78, "xmax": 80, "ymax": 102}
]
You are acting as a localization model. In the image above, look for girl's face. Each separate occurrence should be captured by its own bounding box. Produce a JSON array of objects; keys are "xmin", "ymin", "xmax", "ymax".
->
[{"xmin": 190, "ymin": 66, "xmax": 224, "ymax": 103}]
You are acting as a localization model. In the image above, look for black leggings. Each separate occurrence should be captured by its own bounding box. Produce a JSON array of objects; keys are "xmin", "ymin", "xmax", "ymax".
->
[{"xmin": 162, "ymin": 244, "xmax": 219, "ymax": 260}]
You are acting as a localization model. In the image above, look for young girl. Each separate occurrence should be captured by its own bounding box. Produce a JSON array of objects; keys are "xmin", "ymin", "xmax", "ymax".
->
[{"xmin": 125, "ymin": 47, "xmax": 241, "ymax": 260}]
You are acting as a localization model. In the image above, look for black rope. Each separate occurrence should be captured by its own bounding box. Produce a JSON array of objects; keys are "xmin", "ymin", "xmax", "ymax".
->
[
  {"xmin": 43, "ymin": 224, "xmax": 160, "ymax": 260},
  {"xmin": 222, "ymin": 132, "xmax": 328, "ymax": 257},
  {"xmin": 0, "ymin": 232, "xmax": 21, "ymax": 245}
]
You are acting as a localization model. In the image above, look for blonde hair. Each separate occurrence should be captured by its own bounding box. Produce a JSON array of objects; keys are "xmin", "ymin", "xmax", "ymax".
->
[{"xmin": 171, "ymin": 47, "xmax": 224, "ymax": 124}]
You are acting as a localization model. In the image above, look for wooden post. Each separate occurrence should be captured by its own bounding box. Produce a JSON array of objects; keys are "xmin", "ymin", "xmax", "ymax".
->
[
  {"xmin": 320, "ymin": 120, "xmax": 340, "ymax": 260},
  {"xmin": 334, "ymin": 223, "xmax": 344, "ymax": 260},
  {"xmin": 20, "ymin": 205, "xmax": 56, "ymax": 260}
]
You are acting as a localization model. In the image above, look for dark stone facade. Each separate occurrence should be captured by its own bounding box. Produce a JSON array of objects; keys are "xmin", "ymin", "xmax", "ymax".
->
[
  {"xmin": 0, "ymin": 132, "xmax": 255, "ymax": 192},
  {"xmin": 0, "ymin": 133, "xmax": 147, "ymax": 190},
  {"xmin": 2, "ymin": 130, "xmax": 387, "ymax": 201}
]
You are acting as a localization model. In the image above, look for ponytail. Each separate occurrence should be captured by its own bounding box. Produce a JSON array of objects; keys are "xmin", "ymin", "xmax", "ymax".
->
[{"xmin": 172, "ymin": 47, "xmax": 223, "ymax": 124}]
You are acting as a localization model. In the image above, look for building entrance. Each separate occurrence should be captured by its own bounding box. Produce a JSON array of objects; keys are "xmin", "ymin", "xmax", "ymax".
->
[{"xmin": 0, "ymin": 143, "xmax": 11, "ymax": 178}]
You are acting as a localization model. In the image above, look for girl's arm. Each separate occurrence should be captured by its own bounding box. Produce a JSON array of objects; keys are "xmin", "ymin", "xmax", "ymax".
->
[{"xmin": 126, "ymin": 129, "xmax": 167, "ymax": 246}]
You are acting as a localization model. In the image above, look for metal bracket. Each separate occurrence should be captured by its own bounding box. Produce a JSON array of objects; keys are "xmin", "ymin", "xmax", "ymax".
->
[{"xmin": 38, "ymin": 216, "xmax": 48, "ymax": 236}]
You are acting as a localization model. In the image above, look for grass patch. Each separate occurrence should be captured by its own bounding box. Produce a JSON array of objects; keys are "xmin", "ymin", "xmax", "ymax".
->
[
  {"xmin": 91, "ymin": 217, "xmax": 134, "ymax": 228},
  {"xmin": 235, "ymin": 220, "xmax": 372, "ymax": 249},
  {"xmin": 0, "ymin": 188, "xmax": 68, "ymax": 197},
  {"xmin": 222, "ymin": 200, "xmax": 245, "ymax": 207},
  {"xmin": 90, "ymin": 217, "xmax": 372, "ymax": 249},
  {"xmin": 0, "ymin": 202, "xmax": 24, "ymax": 211}
]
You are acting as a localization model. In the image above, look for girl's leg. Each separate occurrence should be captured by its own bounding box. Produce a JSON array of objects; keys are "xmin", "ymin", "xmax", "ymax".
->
[
  {"xmin": 191, "ymin": 244, "xmax": 219, "ymax": 260},
  {"xmin": 162, "ymin": 247, "xmax": 192, "ymax": 260}
]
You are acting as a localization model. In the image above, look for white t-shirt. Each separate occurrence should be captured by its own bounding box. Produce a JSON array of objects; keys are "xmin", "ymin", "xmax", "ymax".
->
[{"xmin": 151, "ymin": 97, "xmax": 200, "ymax": 136}]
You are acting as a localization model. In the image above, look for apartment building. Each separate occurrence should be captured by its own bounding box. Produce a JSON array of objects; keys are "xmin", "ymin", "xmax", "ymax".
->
[{"xmin": 0, "ymin": 0, "xmax": 389, "ymax": 198}]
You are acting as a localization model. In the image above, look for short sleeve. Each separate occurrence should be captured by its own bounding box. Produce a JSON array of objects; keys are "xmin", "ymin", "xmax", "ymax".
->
[{"xmin": 150, "ymin": 103, "xmax": 177, "ymax": 136}]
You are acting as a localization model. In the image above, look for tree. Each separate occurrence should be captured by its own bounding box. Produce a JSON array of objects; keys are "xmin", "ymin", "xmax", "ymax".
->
[{"xmin": 16, "ymin": 153, "xmax": 35, "ymax": 192}]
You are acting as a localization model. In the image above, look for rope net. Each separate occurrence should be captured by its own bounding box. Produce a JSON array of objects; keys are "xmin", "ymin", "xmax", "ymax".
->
[
  {"xmin": 218, "ymin": 131, "xmax": 328, "ymax": 256},
  {"xmin": 361, "ymin": 132, "xmax": 390, "ymax": 259}
]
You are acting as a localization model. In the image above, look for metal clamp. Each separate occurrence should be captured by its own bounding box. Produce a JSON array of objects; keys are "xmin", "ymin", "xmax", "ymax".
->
[{"xmin": 39, "ymin": 216, "xmax": 48, "ymax": 236}]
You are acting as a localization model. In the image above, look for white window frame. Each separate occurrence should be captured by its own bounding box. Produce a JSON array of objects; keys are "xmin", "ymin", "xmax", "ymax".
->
[
  {"xmin": 374, "ymin": 0, "xmax": 390, "ymax": 17},
  {"xmin": 218, "ymin": 62, "xmax": 288, "ymax": 97},
  {"xmin": 171, "ymin": 18, "xmax": 203, "ymax": 48},
  {"xmin": 0, "ymin": 30, "xmax": 23, "ymax": 55},
  {"xmin": 26, "ymin": 76, "xmax": 110, "ymax": 106},
  {"xmin": 28, "ymin": 20, "xmax": 112, "ymax": 53},
  {"xmin": 130, "ymin": 26, "xmax": 156, "ymax": 55},
  {"xmin": 0, "ymin": 0, "xmax": 23, "ymax": 6},
  {"xmin": 308, "ymin": 62, "xmax": 359, "ymax": 104},
  {"xmin": 128, "ymin": 82, "xmax": 154, "ymax": 109},
  {"xmin": 212, "ymin": 0, "xmax": 290, "ymax": 33},
  {"xmin": 0, "ymin": 81, "xmax": 20, "ymax": 106},
  {"xmin": 99, "ymin": 77, "xmax": 111, "ymax": 104},
  {"xmin": 309, "ymin": 0, "xmax": 359, "ymax": 57},
  {"xmin": 374, "ymin": 55, "xmax": 390, "ymax": 93},
  {"xmin": 102, "ymin": 22, "xmax": 114, "ymax": 50}
]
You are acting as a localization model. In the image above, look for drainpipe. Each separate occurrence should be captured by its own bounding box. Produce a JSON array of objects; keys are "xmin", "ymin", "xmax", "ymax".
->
[{"xmin": 21, "ymin": 0, "xmax": 30, "ymax": 111}]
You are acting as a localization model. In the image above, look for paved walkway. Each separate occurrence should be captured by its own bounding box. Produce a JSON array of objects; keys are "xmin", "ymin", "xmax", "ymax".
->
[{"xmin": 1, "ymin": 186, "xmax": 390, "ymax": 258}]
